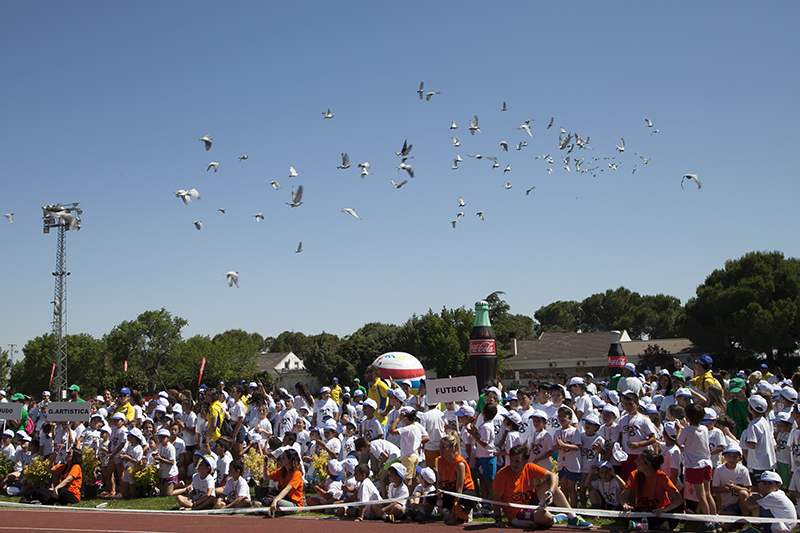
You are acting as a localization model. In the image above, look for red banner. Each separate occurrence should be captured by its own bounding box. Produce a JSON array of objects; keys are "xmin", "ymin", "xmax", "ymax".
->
[
  {"xmin": 124, "ymin": 360, "xmax": 128, "ymax": 372},
  {"xmin": 49, "ymin": 363, "xmax": 55, "ymax": 389},
  {"xmin": 198, "ymin": 357, "xmax": 206, "ymax": 386}
]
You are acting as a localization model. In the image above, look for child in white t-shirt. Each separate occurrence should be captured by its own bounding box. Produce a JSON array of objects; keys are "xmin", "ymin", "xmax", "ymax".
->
[
  {"xmin": 373, "ymin": 463, "xmax": 409, "ymax": 522},
  {"xmin": 578, "ymin": 413, "xmax": 605, "ymax": 508},
  {"xmin": 153, "ymin": 428, "xmax": 178, "ymax": 497},
  {"xmin": 307, "ymin": 458, "xmax": 344, "ymax": 511},
  {"xmin": 345, "ymin": 464, "xmax": 381, "ymax": 521},
  {"xmin": 554, "ymin": 405, "xmax": 581, "ymax": 507},
  {"xmin": 712, "ymin": 444, "xmax": 750, "ymax": 516},
  {"xmin": 118, "ymin": 429, "xmax": 145, "ymax": 499},
  {"xmin": 772, "ymin": 412, "xmax": 793, "ymax": 488},
  {"xmin": 678, "ymin": 404, "xmax": 716, "ymax": 516},
  {"xmin": 661, "ymin": 422, "xmax": 684, "ymax": 492},
  {"xmin": 702, "ymin": 409, "xmax": 725, "ymax": 468},
  {"xmin": 589, "ymin": 461, "xmax": 624, "ymax": 510},
  {"xmin": 406, "ymin": 466, "xmax": 436, "ymax": 521},
  {"xmin": 175, "ymin": 455, "xmax": 216, "ymax": 510},
  {"xmin": 214, "ymin": 459, "xmax": 250, "ymax": 509},
  {"xmin": 741, "ymin": 471, "xmax": 797, "ymax": 533},
  {"xmin": 526, "ymin": 410, "xmax": 554, "ymax": 471}
]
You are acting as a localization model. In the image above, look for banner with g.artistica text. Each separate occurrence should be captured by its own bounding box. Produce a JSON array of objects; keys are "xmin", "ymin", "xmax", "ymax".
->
[{"xmin": 46, "ymin": 402, "xmax": 91, "ymax": 422}]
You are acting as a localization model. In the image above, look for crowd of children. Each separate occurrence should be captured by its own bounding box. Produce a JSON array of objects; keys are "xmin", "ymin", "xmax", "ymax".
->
[{"xmin": 1, "ymin": 357, "xmax": 799, "ymax": 532}]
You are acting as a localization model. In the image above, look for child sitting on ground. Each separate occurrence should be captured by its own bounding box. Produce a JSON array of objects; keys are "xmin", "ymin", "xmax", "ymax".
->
[
  {"xmin": 588, "ymin": 461, "xmax": 624, "ymax": 510},
  {"xmin": 740, "ymin": 470, "xmax": 797, "ymax": 533},
  {"xmin": 306, "ymin": 458, "xmax": 343, "ymax": 511},
  {"xmin": 346, "ymin": 464, "xmax": 381, "ymax": 521},
  {"xmin": 373, "ymin": 462, "xmax": 408, "ymax": 522},
  {"xmin": 406, "ymin": 466, "xmax": 436, "ymax": 521},
  {"xmin": 712, "ymin": 444, "xmax": 750, "ymax": 517},
  {"xmin": 175, "ymin": 454, "xmax": 216, "ymax": 510},
  {"xmin": 214, "ymin": 459, "xmax": 250, "ymax": 509}
]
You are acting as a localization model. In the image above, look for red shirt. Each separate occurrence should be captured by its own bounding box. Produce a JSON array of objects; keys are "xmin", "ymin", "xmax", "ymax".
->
[{"xmin": 493, "ymin": 463, "xmax": 549, "ymax": 521}]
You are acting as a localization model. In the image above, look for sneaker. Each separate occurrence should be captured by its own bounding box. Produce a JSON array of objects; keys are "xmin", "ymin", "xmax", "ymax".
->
[
  {"xmin": 553, "ymin": 513, "xmax": 569, "ymax": 524},
  {"xmin": 629, "ymin": 521, "xmax": 642, "ymax": 531},
  {"xmin": 383, "ymin": 513, "xmax": 395, "ymax": 523},
  {"xmin": 568, "ymin": 516, "xmax": 592, "ymax": 529}
]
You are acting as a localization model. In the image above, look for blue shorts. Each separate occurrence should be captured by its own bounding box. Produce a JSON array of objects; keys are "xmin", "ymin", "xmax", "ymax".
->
[
  {"xmin": 558, "ymin": 468, "xmax": 581, "ymax": 482},
  {"xmin": 477, "ymin": 457, "xmax": 497, "ymax": 481}
]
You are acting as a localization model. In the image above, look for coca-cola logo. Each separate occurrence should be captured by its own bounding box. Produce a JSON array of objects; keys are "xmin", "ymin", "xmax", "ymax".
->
[
  {"xmin": 608, "ymin": 356, "xmax": 626, "ymax": 368},
  {"xmin": 469, "ymin": 340, "xmax": 496, "ymax": 355}
]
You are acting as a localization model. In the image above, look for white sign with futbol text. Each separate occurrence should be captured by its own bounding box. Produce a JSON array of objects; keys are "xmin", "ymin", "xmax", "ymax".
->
[{"xmin": 425, "ymin": 376, "xmax": 479, "ymax": 404}]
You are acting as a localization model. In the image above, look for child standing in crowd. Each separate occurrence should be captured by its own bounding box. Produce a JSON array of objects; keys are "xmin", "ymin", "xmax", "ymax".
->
[
  {"xmin": 678, "ymin": 404, "xmax": 716, "ymax": 520},
  {"xmin": 153, "ymin": 428, "xmax": 178, "ymax": 497},
  {"xmin": 359, "ymin": 399, "xmax": 383, "ymax": 442},
  {"xmin": 742, "ymin": 394, "xmax": 777, "ymax": 480},
  {"xmin": 661, "ymin": 421, "xmax": 684, "ymax": 493},
  {"xmin": 618, "ymin": 393, "xmax": 656, "ymax": 480},
  {"xmin": 555, "ymin": 405, "xmax": 582, "ymax": 508},
  {"xmin": 578, "ymin": 413, "xmax": 605, "ymax": 508},
  {"xmin": 118, "ymin": 428, "xmax": 145, "ymax": 499},
  {"xmin": 598, "ymin": 405, "xmax": 621, "ymax": 477},
  {"xmin": 772, "ymin": 412, "xmax": 793, "ymax": 487},
  {"xmin": 468, "ymin": 403, "xmax": 497, "ymax": 501}
]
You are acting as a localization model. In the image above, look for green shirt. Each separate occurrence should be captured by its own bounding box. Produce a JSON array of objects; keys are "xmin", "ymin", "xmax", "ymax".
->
[{"xmin": 726, "ymin": 398, "xmax": 749, "ymax": 438}]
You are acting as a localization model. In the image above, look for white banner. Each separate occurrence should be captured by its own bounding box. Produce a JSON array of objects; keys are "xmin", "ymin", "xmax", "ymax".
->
[
  {"xmin": 46, "ymin": 401, "xmax": 91, "ymax": 422},
  {"xmin": 0, "ymin": 403, "xmax": 23, "ymax": 420},
  {"xmin": 425, "ymin": 376, "xmax": 479, "ymax": 404}
]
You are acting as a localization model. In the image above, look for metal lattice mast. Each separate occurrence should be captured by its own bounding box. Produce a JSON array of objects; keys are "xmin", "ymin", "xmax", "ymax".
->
[
  {"xmin": 52, "ymin": 224, "xmax": 67, "ymax": 398},
  {"xmin": 43, "ymin": 202, "xmax": 81, "ymax": 400}
]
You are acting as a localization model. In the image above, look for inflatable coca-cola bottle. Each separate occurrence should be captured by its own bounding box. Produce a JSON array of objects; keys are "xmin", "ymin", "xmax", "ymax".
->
[{"xmin": 469, "ymin": 300, "xmax": 497, "ymax": 389}]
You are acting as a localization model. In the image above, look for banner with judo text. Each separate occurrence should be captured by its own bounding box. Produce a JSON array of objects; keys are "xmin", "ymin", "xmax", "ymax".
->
[
  {"xmin": 47, "ymin": 402, "xmax": 91, "ymax": 422},
  {"xmin": 425, "ymin": 375, "xmax": 479, "ymax": 404},
  {"xmin": 0, "ymin": 403, "xmax": 23, "ymax": 420}
]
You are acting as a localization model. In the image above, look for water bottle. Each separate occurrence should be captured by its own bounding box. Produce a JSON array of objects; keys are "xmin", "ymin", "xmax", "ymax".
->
[{"xmin": 641, "ymin": 517, "xmax": 649, "ymax": 532}]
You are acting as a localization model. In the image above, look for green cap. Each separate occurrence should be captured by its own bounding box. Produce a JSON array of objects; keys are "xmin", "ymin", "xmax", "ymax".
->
[
  {"xmin": 671, "ymin": 371, "xmax": 685, "ymax": 381},
  {"xmin": 729, "ymin": 377, "xmax": 746, "ymax": 394},
  {"xmin": 68, "ymin": 384, "xmax": 80, "ymax": 391},
  {"xmin": 353, "ymin": 378, "xmax": 360, "ymax": 383},
  {"xmin": 10, "ymin": 393, "xmax": 24, "ymax": 401}
]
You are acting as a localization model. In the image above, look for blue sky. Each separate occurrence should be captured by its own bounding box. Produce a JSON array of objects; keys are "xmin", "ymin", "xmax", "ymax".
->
[{"xmin": 2, "ymin": 2, "xmax": 798, "ymax": 361}]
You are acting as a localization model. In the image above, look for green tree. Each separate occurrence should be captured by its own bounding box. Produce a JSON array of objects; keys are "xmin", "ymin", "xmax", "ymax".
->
[
  {"xmin": 9, "ymin": 333, "xmax": 104, "ymax": 396},
  {"xmin": 0, "ymin": 348, "xmax": 10, "ymax": 391},
  {"xmin": 682, "ymin": 251, "xmax": 800, "ymax": 366},
  {"xmin": 637, "ymin": 344, "xmax": 673, "ymax": 371},
  {"xmin": 577, "ymin": 287, "xmax": 681, "ymax": 340},
  {"xmin": 412, "ymin": 307, "xmax": 473, "ymax": 377},
  {"xmin": 104, "ymin": 308, "xmax": 188, "ymax": 392},
  {"xmin": 534, "ymin": 301, "xmax": 582, "ymax": 334},
  {"xmin": 484, "ymin": 291, "xmax": 536, "ymax": 344},
  {"xmin": 270, "ymin": 331, "xmax": 311, "ymax": 356},
  {"xmin": 302, "ymin": 333, "xmax": 348, "ymax": 383}
]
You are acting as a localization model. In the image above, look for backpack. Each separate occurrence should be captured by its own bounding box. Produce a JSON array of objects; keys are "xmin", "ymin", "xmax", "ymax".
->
[
  {"xmin": 25, "ymin": 416, "xmax": 34, "ymax": 435},
  {"xmin": 219, "ymin": 414, "xmax": 233, "ymax": 438}
]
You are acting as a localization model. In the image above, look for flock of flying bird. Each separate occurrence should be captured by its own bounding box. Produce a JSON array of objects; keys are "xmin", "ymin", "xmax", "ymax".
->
[{"xmin": 2, "ymin": 83, "xmax": 702, "ymax": 290}]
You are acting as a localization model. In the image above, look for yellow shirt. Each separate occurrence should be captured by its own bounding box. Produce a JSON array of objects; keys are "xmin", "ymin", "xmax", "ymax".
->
[
  {"xmin": 368, "ymin": 378, "xmax": 389, "ymax": 423},
  {"xmin": 692, "ymin": 370, "xmax": 721, "ymax": 393},
  {"xmin": 114, "ymin": 402, "xmax": 135, "ymax": 423},
  {"xmin": 207, "ymin": 400, "xmax": 224, "ymax": 441},
  {"xmin": 330, "ymin": 385, "xmax": 342, "ymax": 404}
]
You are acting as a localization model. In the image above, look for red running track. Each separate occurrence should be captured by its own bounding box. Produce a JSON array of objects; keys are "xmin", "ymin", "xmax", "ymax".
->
[{"xmin": 0, "ymin": 508, "xmax": 611, "ymax": 533}]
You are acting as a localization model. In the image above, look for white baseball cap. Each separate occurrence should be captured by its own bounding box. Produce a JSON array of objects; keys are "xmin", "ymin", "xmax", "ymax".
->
[
  {"xmin": 759, "ymin": 471, "xmax": 782, "ymax": 483},
  {"xmin": 360, "ymin": 398, "xmax": 378, "ymax": 410}
]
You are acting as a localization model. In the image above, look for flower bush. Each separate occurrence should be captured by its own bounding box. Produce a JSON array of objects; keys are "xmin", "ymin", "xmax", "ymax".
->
[
  {"xmin": 82, "ymin": 447, "xmax": 100, "ymax": 484},
  {"xmin": 23, "ymin": 455, "xmax": 52, "ymax": 487},
  {"xmin": 310, "ymin": 451, "xmax": 329, "ymax": 484},
  {"xmin": 0, "ymin": 454, "xmax": 12, "ymax": 480},
  {"xmin": 243, "ymin": 448, "xmax": 265, "ymax": 484},
  {"xmin": 128, "ymin": 462, "xmax": 159, "ymax": 492}
]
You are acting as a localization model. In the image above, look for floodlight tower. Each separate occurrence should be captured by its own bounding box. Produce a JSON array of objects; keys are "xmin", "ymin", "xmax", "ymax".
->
[{"xmin": 42, "ymin": 203, "xmax": 82, "ymax": 400}]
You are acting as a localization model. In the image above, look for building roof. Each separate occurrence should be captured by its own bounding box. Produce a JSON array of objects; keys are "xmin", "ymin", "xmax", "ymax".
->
[
  {"xmin": 510, "ymin": 331, "xmax": 619, "ymax": 362},
  {"xmin": 256, "ymin": 351, "xmax": 292, "ymax": 373},
  {"xmin": 621, "ymin": 338, "xmax": 702, "ymax": 357}
]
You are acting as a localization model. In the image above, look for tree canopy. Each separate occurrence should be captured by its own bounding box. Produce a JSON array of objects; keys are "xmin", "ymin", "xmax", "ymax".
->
[{"xmin": 682, "ymin": 251, "xmax": 800, "ymax": 365}]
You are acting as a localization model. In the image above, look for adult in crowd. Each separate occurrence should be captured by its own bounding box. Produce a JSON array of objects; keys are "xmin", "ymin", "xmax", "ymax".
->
[
  {"xmin": 620, "ymin": 449, "xmax": 684, "ymax": 530},
  {"xmin": 616, "ymin": 364, "xmax": 642, "ymax": 397},
  {"xmin": 726, "ymin": 377, "xmax": 750, "ymax": 439},
  {"xmin": 365, "ymin": 365, "xmax": 390, "ymax": 424},
  {"xmin": 67, "ymin": 384, "xmax": 83, "ymax": 402},
  {"xmin": 436, "ymin": 432, "xmax": 477, "ymax": 525},
  {"xmin": 114, "ymin": 387, "xmax": 135, "ymax": 424},
  {"xmin": 6, "ymin": 393, "xmax": 29, "ymax": 434},
  {"xmin": 689, "ymin": 355, "xmax": 723, "ymax": 404},
  {"xmin": 265, "ymin": 448, "xmax": 304, "ymax": 517},
  {"xmin": 330, "ymin": 377, "xmax": 342, "ymax": 404},
  {"xmin": 492, "ymin": 444, "xmax": 576, "ymax": 528},
  {"xmin": 23, "ymin": 446, "xmax": 83, "ymax": 505},
  {"xmin": 294, "ymin": 382, "xmax": 314, "ymax": 413}
]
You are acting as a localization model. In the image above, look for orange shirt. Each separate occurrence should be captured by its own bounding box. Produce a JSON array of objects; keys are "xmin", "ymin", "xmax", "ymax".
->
[
  {"xmin": 55, "ymin": 463, "xmax": 82, "ymax": 501},
  {"xmin": 623, "ymin": 469, "xmax": 678, "ymax": 512},
  {"xmin": 493, "ymin": 463, "xmax": 549, "ymax": 521},
  {"xmin": 437, "ymin": 454, "xmax": 475, "ymax": 493},
  {"xmin": 268, "ymin": 467, "xmax": 304, "ymax": 506}
]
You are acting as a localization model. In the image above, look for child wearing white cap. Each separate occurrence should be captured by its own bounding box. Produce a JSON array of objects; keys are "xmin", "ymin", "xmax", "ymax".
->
[
  {"xmin": 740, "ymin": 471, "xmax": 797, "ymax": 533},
  {"xmin": 154, "ymin": 428, "xmax": 179, "ymax": 496},
  {"xmin": 526, "ymin": 409, "xmax": 555, "ymax": 471},
  {"xmin": 118, "ymin": 428, "xmax": 145, "ymax": 499},
  {"xmin": 307, "ymin": 458, "xmax": 344, "ymax": 509},
  {"xmin": 175, "ymin": 454, "xmax": 216, "ymax": 510},
  {"xmin": 772, "ymin": 411, "xmax": 793, "ymax": 487},
  {"xmin": 712, "ymin": 444, "xmax": 750, "ymax": 516},
  {"xmin": 406, "ymin": 466, "xmax": 436, "ymax": 521},
  {"xmin": 373, "ymin": 462, "xmax": 408, "ymax": 522},
  {"xmin": 578, "ymin": 412, "xmax": 605, "ymax": 507},
  {"xmin": 742, "ymin": 394, "xmax": 777, "ymax": 480}
]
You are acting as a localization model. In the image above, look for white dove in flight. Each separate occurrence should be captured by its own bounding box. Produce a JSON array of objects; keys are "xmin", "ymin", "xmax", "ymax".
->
[
  {"xmin": 193, "ymin": 221, "xmax": 204, "ymax": 230},
  {"xmin": 288, "ymin": 166, "xmax": 298, "ymax": 178},
  {"xmin": 681, "ymin": 174, "xmax": 701, "ymax": 189},
  {"xmin": 477, "ymin": 211, "xmax": 484, "ymax": 221},
  {"xmin": 296, "ymin": 242, "xmax": 303, "ymax": 253},
  {"xmin": 207, "ymin": 162, "xmax": 219, "ymax": 172},
  {"xmin": 450, "ymin": 121, "xmax": 458, "ymax": 130},
  {"xmin": 199, "ymin": 135, "xmax": 212, "ymax": 151},
  {"xmin": 615, "ymin": 138, "xmax": 625, "ymax": 152},
  {"xmin": 174, "ymin": 189, "xmax": 200, "ymax": 205},
  {"xmin": 395, "ymin": 139, "xmax": 413, "ymax": 157},
  {"xmin": 322, "ymin": 108, "xmax": 334, "ymax": 119},
  {"xmin": 397, "ymin": 158, "xmax": 414, "ymax": 178},
  {"xmin": 226, "ymin": 271, "xmax": 239, "ymax": 288},
  {"xmin": 390, "ymin": 179, "xmax": 407, "ymax": 189},
  {"xmin": 286, "ymin": 185, "xmax": 303, "ymax": 207},
  {"xmin": 451, "ymin": 136, "xmax": 460, "ymax": 147},
  {"xmin": 425, "ymin": 91, "xmax": 440, "ymax": 101},
  {"xmin": 253, "ymin": 213, "xmax": 264, "ymax": 222},
  {"xmin": 516, "ymin": 121, "xmax": 532, "ymax": 137},
  {"xmin": 468, "ymin": 115, "xmax": 481, "ymax": 135},
  {"xmin": 503, "ymin": 181, "xmax": 512, "ymax": 189},
  {"xmin": 458, "ymin": 197, "xmax": 466, "ymax": 207},
  {"xmin": 238, "ymin": 154, "xmax": 248, "ymax": 161},
  {"xmin": 270, "ymin": 181, "xmax": 281, "ymax": 190},
  {"xmin": 342, "ymin": 208, "xmax": 360, "ymax": 219},
  {"xmin": 337, "ymin": 153, "xmax": 350, "ymax": 169},
  {"xmin": 4, "ymin": 213, "xmax": 13, "ymax": 223},
  {"xmin": 500, "ymin": 141, "xmax": 508, "ymax": 152}
]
